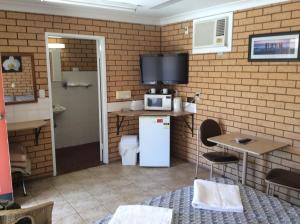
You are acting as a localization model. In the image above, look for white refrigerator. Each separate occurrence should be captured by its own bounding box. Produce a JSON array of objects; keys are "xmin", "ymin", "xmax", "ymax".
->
[{"xmin": 139, "ymin": 116, "xmax": 170, "ymax": 167}]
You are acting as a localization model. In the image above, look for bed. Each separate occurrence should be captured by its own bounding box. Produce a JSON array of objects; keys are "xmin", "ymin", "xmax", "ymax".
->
[{"xmin": 97, "ymin": 178, "xmax": 300, "ymax": 224}]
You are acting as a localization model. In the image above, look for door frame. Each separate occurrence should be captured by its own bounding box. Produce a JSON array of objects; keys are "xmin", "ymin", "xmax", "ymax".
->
[
  {"xmin": 45, "ymin": 32, "xmax": 109, "ymax": 176},
  {"xmin": 0, "ymin": 67, "xmax": 13, "ymax": 200}
]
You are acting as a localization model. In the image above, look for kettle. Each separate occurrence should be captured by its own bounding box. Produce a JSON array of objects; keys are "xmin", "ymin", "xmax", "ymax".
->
[{"xmin": 173, "ymin": 97, "xmax": 182, "ymax": 112}]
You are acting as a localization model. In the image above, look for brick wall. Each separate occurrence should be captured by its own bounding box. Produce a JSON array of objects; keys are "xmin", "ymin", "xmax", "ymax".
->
[
  {"xmin": 1, "ymin": 2, "xmax": 299, "ymax": 205},
  {"xmin": 162, "ymin": 1, "xmax": 300, "ymax": 205},
  {"xmin": 0, "ymin": 10, "xmax": 160, "ymax": 177},
  {"xmin": 48, "ymin": 37, "xmax": 97, "ymax": 71},
  {"xmin": 8, "ymin": 124, "xmax": 53, "ymax": 178},
  {"xmin": 3, "ymin": 55, "xmax": 34, "ymax": 97}
]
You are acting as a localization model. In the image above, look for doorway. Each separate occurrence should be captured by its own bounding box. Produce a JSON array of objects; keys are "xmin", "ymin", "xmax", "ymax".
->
[{"xmin": 45, "ymin": 33, "xmax": 108, "ymax": 176}]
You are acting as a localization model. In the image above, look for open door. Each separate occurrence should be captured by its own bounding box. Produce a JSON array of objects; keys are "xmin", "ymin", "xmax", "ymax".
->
[{"xmin": 0, "ymin": 67, "xmax": 13, "ymax": 200}]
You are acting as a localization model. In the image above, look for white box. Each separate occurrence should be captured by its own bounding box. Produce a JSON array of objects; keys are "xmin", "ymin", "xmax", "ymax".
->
[{"xmin": 119, "ymin": 135, "xmax": 139, "ymax": 166}]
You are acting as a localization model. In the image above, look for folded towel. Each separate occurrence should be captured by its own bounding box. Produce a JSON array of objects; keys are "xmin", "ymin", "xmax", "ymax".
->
[
  {"xmin": 192, "ymin": 179, "xmax": 243, "ymax": 213},
  {"xmin": 108, "ymin": 205, "xmax": 173, "ymax": 224},
  {"xmin": 9, "ymin": 144, "xmax": 27, "ymax": 162}
]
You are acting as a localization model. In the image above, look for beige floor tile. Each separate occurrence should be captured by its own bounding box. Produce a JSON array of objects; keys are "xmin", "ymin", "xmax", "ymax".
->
[
  {"xmin": 84, "ymin": 183, "xmax": 113, "ymax": 197},
  {"xmin": 54, "ymin": 213, "xmax": 86, "ymax": 224},
  {"xmin": 94, "ymin": 189, "xmax": 126, "ymax": 204},
  {"xmin": 78, "ymin": 206, "xmax": 109, "ymax": 224},
  {"xmin": 31, "ymin": 189, "xmax": 65, "ymax": 204},
  {"xmin": 52, "ymin": 200, "xmax": 78, "ymax": 222},
  {"xmin": 102, "ymin": 198, "xmax": 130, "ymax": 213},
  {"xmin": 104, "ymin": 177, "xmax": 133, "ymax": 188},
  {"xmin": 15, "ymin": 159, "xmax": 208, "ymax": 223},
  {"xmin": 62, "ymin": 191, "xmax": 94, "ymax": 202},
  {"xmin": 70, "ymin": 198, "xmax": 103, "ymax": 213}
]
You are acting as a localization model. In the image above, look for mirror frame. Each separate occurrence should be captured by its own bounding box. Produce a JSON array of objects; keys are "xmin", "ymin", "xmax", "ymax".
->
[{"xmin": 1, "ymin": 52, "xmax": 38, "ymax": 105}]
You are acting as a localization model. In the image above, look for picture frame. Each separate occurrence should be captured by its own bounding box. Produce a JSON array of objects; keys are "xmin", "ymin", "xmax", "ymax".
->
[
  {"xmin": 248, "ymin": 31, "xmax": 300, "ymax": 61},
  {"xmin": 1, "ymin": 55, "xmax": 23, "ymax": 73},
  {"xmin": 1, "ymin": 53, "xmax": 37, "ymax": 105}
]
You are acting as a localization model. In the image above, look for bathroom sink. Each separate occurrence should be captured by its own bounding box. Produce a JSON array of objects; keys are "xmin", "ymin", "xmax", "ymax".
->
[{"xmin": 53, "ymin": 104, "xmax": 66, "ymax": 115}]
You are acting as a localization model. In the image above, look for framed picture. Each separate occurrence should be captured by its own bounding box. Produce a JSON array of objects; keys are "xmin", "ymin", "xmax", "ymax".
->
[
  {"xmin": 1, "ymin": 55, "xmax": 22, "ymax": 73},
  {"xmin": 248, "ymin": 31, "xmax": 300, "ymax": 61}
]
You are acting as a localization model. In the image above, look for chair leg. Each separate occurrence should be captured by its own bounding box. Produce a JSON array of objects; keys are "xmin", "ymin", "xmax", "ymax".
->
[
  {"xmin": 236, "ymin": 162, "xmax": 240, "ymax": 183},
  {"xmin": 21, "ymin": 173, "xmax": 27, "ymax": 196},
  {"xmin": 195, "ymin": 159, "xmax": 199, "ymax": 179},
  {"xmin": 210, "ymin": 163, "xmax": 213, "ymax": 179},
  {"xmin": 195, "ymin": 130, "xmax": 200, "ymax": 179},
  {"xmin": 272, "ymin": 185, "xmax": 275, "ymax": 196},
  {"xmin": 266, "ymin": 183, "xmax": 270, "ymax": 195},
  {"xmin": 195, "ymin": 150, "xmax": 200, "ymax": 179}
]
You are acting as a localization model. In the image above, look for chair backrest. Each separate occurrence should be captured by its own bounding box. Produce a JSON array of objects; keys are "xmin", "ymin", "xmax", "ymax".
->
[
  {"xmin": 0, "ymin": 201, "xmax": 53, "ymax": 224},
  {"xmin": 200, "ymin": 119, "xmax": 222, "ymax": 147}
]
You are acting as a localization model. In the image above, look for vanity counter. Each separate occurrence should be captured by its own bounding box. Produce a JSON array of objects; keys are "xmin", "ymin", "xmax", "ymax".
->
[{"xmin": 7, "ymin": 120, "xmax": 49, "ymax": 145}]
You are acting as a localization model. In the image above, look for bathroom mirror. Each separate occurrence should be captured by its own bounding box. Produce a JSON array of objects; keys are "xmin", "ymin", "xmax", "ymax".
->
[
  {"xmin": 1, "ymin": 53, "xmax": 37, "ymax": 105},
  {"xmin": 49, "ymin": 48, "xmax": 62, "ymax": 82}
]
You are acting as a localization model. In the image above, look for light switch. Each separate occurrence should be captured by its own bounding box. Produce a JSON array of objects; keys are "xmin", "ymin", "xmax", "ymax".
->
[{"xmin": 116, "ymin": 90, "xmax": 131, "ymax": 100}]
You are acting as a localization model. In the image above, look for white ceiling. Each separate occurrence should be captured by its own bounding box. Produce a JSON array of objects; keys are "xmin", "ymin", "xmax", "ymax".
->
[{"xmin": 0, "ymin": 0, "xmax": 288, "ymax": 25}]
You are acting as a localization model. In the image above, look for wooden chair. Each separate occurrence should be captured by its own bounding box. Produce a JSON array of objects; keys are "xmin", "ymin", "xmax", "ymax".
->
[
  {"xmin": 0, "ymin": 201, "xmax": 53, "ymax": 224},
  {"xmin": 265, "ymin": 168, "xmax": 300, "ymax": 196},
  {"xmin": 195, "ymin": 119, "xmax": 239, "ymax": 181}
]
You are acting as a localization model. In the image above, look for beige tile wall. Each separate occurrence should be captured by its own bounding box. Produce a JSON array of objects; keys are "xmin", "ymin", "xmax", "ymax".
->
[
  {"xmin": 162, "ymin": 1, "xmax": 300, "ymax": 204},
  {"xmin": 0, "ymin": 10, "xmax": 160, "ymax": 178}
]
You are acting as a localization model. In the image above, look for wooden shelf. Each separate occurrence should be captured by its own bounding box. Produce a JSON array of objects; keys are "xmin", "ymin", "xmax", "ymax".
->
[
  {"xmin": 112, "ymin": 110, "xmax": 193, "ymax": 117},
  {"xmin": 111, "ymin": 110, "xmax": 195, "ymax": 136}
]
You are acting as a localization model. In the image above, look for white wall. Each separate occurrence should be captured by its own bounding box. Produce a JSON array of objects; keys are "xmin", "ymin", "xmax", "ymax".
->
[{"xmin": 52, "ymin": 71, "xmax": 99, "ymax": 149}]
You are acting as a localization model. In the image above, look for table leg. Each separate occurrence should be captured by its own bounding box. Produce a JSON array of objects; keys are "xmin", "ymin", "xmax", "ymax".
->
[
  {"xmin": 191, "ymin": 114, "xmax": 194, "ymax": 137},
  {"xmin": 242, "ymin": 152, "xmax": 248, "ymax": 185},
  {"xmin": 34, "ymin": 128, "xmax": 42, "ymax": 145},
  {"xmin": 116, "ymin": 115, "xmax": 119, "ymax": 135},
  {"xmin": 116, "ymin": 115, "xmax": 124, "ymax": 135}
]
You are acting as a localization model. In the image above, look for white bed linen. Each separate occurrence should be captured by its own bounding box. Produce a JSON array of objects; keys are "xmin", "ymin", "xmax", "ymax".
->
[
  {"xmin": 192, "ymin": 179, "xmax": 243, "ymax": 212},
  {"xmin": 108, "ymin": 205, "xmax": 173, "ymax": 224}
]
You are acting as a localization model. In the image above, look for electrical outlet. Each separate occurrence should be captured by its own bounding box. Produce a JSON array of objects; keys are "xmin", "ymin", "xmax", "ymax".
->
[
  {"xmin": 116, "ymin": 91, "xmax": 131, "ymax": 100},
  {"xmin": 184, "ymin": 26, "xmax": 189, "ymax": 35},
  {"xmin": 195, "ymin": 92, "xmax": 201, "ymax": 100}
]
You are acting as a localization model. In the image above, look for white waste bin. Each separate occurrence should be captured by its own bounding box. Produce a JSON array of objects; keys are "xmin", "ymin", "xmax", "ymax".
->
[{"xmin": 119, "ymin": 135, "xmax": 139, "ymax": 165}]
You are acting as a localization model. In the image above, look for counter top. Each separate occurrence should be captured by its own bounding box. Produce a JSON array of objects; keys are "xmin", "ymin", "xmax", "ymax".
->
[
  {"xmin": 111, "ymin": 110, "xmax": 193, "ymax": 117},
  {"xmin": 7, "ymin": 120, "xmax": 49, "ymax": 145},
  {"xmin": 7, "ymin": 120, "xmax": 48, "ymax": 132},
  {"xmin": 112, "ymin": 110, "xmax": 195, "ymax": 136}
]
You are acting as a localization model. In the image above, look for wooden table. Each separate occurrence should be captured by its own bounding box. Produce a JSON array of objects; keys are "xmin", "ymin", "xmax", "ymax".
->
[
  {"xmin": 7, "ymin": 120, "xmax": 48, "ymax": 145},
  {"xmin": 111, "ymin": 110, "xmax": 195, "ymax": 136},
  {"xmin": 208, "ymin": 132, "xmax": 289, "ymax": 185}
]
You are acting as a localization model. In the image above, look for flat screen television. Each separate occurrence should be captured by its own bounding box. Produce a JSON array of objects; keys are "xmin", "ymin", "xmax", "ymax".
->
[{"xmin": 140, "ymin": 53, "xmax": 188, "ymax": 85}]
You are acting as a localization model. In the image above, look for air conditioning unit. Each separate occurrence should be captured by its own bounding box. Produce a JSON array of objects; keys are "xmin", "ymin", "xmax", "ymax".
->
[{"xmin": 192, "ymin": 12, "xmax": 233, "ymax": 54}]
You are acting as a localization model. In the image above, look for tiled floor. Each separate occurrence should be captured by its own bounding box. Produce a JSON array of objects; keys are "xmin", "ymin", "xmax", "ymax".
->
[{"xmin": 15, "ymin": 159, "xmax": 209, "ymax": 224}]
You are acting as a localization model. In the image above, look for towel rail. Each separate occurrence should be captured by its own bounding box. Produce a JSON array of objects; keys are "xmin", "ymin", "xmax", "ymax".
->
[{"xmin": 62, "ymin": 81, "xmax": 92, "ymax": 89}]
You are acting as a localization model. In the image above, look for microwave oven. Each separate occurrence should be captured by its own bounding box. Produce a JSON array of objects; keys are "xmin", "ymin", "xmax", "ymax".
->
[{"xmin": 144, "ymin": 94, "xmax": 172, "ymax": 111}]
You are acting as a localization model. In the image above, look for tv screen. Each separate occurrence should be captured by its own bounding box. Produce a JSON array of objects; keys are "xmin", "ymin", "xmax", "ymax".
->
[{"xmin": 140, "ymin": 53, "xmax": 188, "ymax": 85}]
